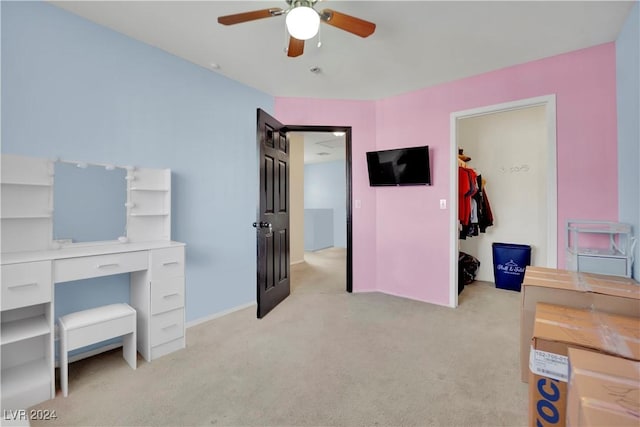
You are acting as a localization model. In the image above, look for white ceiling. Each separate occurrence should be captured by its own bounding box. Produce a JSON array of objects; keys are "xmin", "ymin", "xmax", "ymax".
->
[
  {"xmin": 49, "ymin": 1, "xmax": 634, "ymax": 100},
  {"xmin": 294, "ymin": 132, "xmax": 346, "ymax": 164}
]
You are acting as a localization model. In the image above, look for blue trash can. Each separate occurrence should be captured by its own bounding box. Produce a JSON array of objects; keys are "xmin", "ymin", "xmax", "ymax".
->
[{"xmin": 492, "ymin": 243, "xmax": 531, "ymax": 291}]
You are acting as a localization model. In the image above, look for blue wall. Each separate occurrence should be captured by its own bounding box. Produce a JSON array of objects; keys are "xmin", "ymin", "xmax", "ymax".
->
[
  {"xmin": 304, "ymin": 161, "xmax": 346, "ymax": 248},
  {"xmin": 304, "ymin": 209, "xmax": 334, "ymax": 251},
  {"xmin": 2, "ymin": 2, "xmax": 274, "ymax": 322},
  {"xmin": 616, "ymin": 2, "xmax": 640, "ymax": 280}
]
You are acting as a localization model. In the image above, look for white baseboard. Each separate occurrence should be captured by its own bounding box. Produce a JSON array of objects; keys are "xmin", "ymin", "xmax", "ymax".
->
[
  {"xmin": 290, "ymin": 260, "xmax": 305, "ymax": 266},
  {"xmin": 354, "ymin": 289, "xmax": 451, "ymax": 308},
  {"xmin": 377, "ymin": 289, "xmax": 451, "ymax": 308},
  {"xmin": 186, "ymin": 301, "xmax": 257, "ymax": 328},
  {"xmin": 352, "ymin": 288, "xmax": 378, "ymax": 293}
]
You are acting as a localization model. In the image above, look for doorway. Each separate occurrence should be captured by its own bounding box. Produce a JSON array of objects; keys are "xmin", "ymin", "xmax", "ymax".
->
[
  {"xmin": 287, "ymin": 126, "xmax": 352, "ymax": 294},
  {"xmin": 255, "ymin": 109, "xmax": 353, "ymax": 318},
  {"xmin": 289, "ymin": 131, "xmax": 348, "ymax": 294},
  {"xmin": 449, "ymin": 95, "xmax": 558, "ymax": 307}
]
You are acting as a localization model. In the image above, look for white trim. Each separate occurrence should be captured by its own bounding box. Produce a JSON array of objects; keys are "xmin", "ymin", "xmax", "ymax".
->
[
  {"xmin": 449, "ymin": 95, "xmax": 558, "ymax": 308},
  {"xmin": 378, "ymin": 289, "xmax": 451, "ymax": 307},
  {"xmin": 544, "ymin": 99, "xmax": 558, "ymax": 269},
  {"xmin": 290, "ymin": 259, "xmax": 305, "ymax": 266},
  {"xmin": 449, "ymin": 114, "xmax": 459, "ymax": 308},
  {"xmin": 352, "ymin": 290, "xmax": 378, "ymax": 295},
  {"xmin": 185, "ymin": 301, "xmax": 256, "ymax": 328}
]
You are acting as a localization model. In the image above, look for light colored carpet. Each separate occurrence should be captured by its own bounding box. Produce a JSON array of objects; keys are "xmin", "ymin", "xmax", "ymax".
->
[{"xmin": 29, "ymin": 247, "xmax": 527, "ymax": 426}]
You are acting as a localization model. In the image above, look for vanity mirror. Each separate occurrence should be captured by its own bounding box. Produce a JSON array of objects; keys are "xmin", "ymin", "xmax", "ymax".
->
[
  {"xmin": 0, "ymin": 154, "xmax": 172, "ymax": 253},
  {"xmin": 53, "ymin": 160, "xmax": 127, "ymax": 244}
]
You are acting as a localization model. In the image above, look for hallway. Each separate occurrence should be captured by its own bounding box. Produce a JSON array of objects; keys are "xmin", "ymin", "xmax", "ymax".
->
[{"xmin": 291, "ymin": 247, "xmax": 347, "ymax": 294}]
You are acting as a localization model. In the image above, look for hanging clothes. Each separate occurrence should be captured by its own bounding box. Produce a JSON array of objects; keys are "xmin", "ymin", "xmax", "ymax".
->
[
  {"xmin": 458, "ymin": 167, "xmax": 493, "ymax": 239},
  {"xmin": 479, "ymin": 185, "xmax": 494, "ymax": 232},
  {"xmin": 458, "ymin": 167, "xmax": 471, "ymax": 226},
  {"xmin": 458, "ymin": 166, "xmax": 478, "ymax": 226}
]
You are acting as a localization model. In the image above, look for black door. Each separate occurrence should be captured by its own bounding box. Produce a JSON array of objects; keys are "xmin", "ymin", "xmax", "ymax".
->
[{"xmin": 255, "ymin": 109, "xmax": 290, "ymax": 318}]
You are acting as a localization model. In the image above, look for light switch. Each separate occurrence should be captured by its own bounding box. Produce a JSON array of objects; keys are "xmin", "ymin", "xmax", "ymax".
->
[
  {"xmin": 355, "ymin": 199, "xmax": 362, "ymax": 209},
  {"xmin": 439, "ymin": 199, "xmax": 447, "ymax": 209}
]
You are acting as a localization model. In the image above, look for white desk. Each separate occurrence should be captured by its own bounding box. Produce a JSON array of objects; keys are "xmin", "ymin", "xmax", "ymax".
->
[{"xmin": 1, "ymin": 240, "xmax": 186, "ymax": 410}]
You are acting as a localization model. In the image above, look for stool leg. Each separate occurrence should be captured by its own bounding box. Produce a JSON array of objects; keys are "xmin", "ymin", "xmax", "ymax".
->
[
  {"xmin": 60, "ymin": 329, "xmax": 69, "ymax": 397},
  {"xmin": 122, "ymin": 331, "xmax": 136, "ymax": 370}
]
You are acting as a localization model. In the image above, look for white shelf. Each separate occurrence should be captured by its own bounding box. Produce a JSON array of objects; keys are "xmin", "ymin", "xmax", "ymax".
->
[
  {"xmin": 1, "ymin": 155, "xmax": 54, "ymax": 253},
  {"xmin": 129, "ymin": 212, "xmax": 169, "ymax": 217},
  {"xmin": 1, "ymin": 316, "xmax": 49, "ymax": 346},
  {"xmin": 567, "ymin": 225, "xmax": 631, "ymax": 234},
  {"xmin": 1, "ymin": 182, "xmax": 52, "ymax": 187},
  {"xmin": 1, "ymin": 214, "xmax": 52, "ymax": 220},
  {"xmin": 1, "ymin": 358, "xmax": 50, "ymax": 398},
  {"xmin": 571, "ymin": 247, "xmax": 624, "ymax": 257},
  {"xmin": 127, "ymin": 167, "xmax": 171, "ymax": 243},
  {"xmin": 129, "ymin": 187, "xmax": 169, "ymax": 192},
  {"xmin": 566, "ymin": 219, "xmax": 634, "ymax": 277}
]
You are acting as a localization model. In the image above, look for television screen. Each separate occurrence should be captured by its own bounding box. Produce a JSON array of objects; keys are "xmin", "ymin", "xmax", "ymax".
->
[{"xmin": 366, "ymin": 146, "xmax": 431, "ymax": 186}]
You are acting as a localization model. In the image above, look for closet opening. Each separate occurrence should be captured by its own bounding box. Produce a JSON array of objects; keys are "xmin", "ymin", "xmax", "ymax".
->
[{"xmin": 449, "ymin": 95, "xmax": 558, "ymax": 307}]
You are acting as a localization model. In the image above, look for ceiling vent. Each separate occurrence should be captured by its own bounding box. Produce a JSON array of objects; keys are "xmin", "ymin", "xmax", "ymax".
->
[{"xmin": 315, "ymin": 139, "xmax": 343, "ymax": 149}]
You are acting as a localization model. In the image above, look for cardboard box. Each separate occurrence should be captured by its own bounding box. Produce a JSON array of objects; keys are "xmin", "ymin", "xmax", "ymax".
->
[
  {"xmin": 528, "ymin": 303, "xmax": 640, "ymax": 427},
  {"xmin": 566, "ymin": 348, "xmax": 640, "ymax": 427},
  {"xmin": 521, "ymin": 266, "xmax": 640, "ymax": 382}
]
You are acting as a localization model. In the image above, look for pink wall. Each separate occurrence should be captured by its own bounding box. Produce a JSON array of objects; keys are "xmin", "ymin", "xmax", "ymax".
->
[
  {"xmin": 274, "ymin": 99, "xmax": 378, "ymax": 292},
  {"xmin": 276, "ymin": 42, "xmax": 619, "ymax": 306}
]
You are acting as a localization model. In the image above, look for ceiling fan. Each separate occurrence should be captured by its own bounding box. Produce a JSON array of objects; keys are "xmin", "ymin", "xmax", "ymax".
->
[{"xmin": 217, "ymin": 0, "xmax": 376, "ymax": 58}]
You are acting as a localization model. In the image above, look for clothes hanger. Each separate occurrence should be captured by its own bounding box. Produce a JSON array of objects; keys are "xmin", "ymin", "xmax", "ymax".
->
[{"xmin": 458, "ymin": 148, "xmax": 471, "ymax": 168}]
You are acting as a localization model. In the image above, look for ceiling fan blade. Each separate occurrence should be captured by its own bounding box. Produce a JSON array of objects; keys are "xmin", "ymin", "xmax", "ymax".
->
[
  {"xmin": 320, "ymin": 9, "xmax": 376, "ymax": 38},
  {"xmin": 287, "ymin": 37, "xmax": 305, "ymax": 57},
  {"xmin": 217, "ymin": 8, "xmax": 283, "ymax": 25}
]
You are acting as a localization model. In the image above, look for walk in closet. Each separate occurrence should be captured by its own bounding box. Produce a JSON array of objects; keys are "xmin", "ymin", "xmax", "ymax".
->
[{"xmin": 457, "ymin": 104, "xmax": 550, "ymax": 286}]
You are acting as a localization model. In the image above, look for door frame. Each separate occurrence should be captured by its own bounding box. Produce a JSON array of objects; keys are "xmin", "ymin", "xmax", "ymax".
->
[
  {"xmin": 284, "ymin": 124, "xmax": 353, "ymax": 293},
  {"xmin": 448, "ymin": 95, "xmax": 557, "ymax": 307}
]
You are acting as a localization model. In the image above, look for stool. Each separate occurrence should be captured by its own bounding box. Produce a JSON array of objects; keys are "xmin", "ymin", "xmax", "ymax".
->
[{"xmin": 59, "ymin": 303, "xmax": 137, "ymax": 397}]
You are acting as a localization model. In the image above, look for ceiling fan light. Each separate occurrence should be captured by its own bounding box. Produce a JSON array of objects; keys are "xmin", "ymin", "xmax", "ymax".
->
[{"xmin": 286, "ymin": 6, "xmax": 320, "ymax": 40}]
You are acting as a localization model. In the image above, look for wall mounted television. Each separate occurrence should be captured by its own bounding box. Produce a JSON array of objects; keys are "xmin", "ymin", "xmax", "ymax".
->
[{"xmin": 366, "ymin": 145, "xmax": 431, "ymax": 186}]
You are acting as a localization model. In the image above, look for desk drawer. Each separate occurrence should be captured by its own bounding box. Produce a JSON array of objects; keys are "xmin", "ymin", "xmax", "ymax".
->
[
  {"xmin": 1, "ymin": 261, "xmax": 52, "ymax": 311},
  {"xmin": 150, "ymin": 308, "xmax": 184, "ymax": 346},
  {"xmin": 150, "ymin": 247, "xmax": 184, "ymax": 279},
  {"xmin": 151, "ymin": 277, "xmax": 185, "ymax": 315},
  {"xmin": 54, "ymin": 251, "xmax": 148, "ymax": 283}
]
